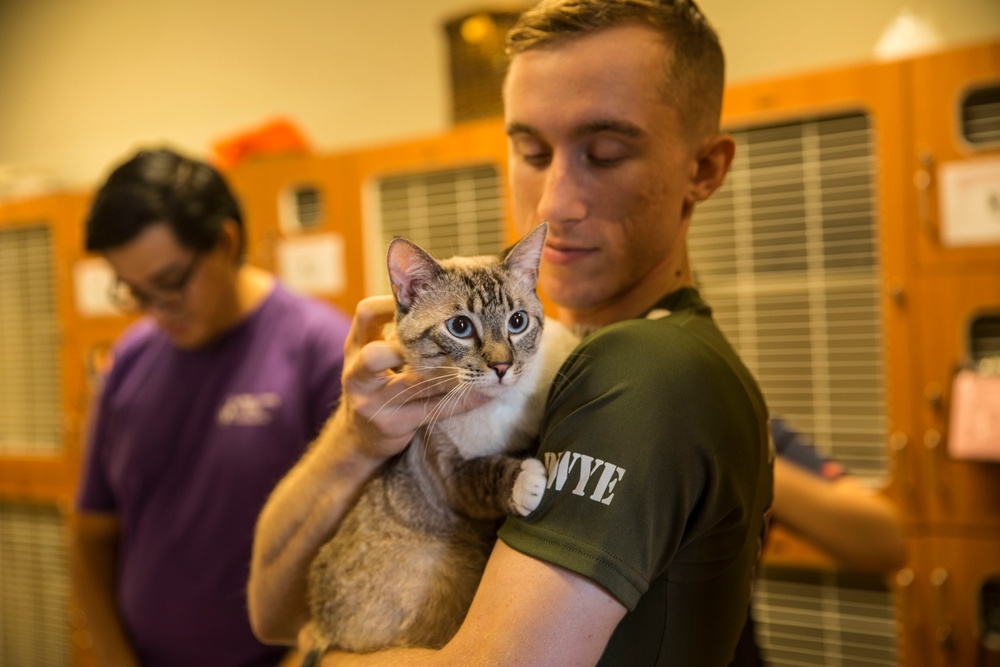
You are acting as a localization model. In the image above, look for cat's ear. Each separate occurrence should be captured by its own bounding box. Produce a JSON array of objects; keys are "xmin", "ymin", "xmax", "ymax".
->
[
  {"xmin": 502, "ymin": 222, "xmax": 547, "ymax": 288},
  {"xmin": 387, "ymin": 237, "xmax": 443, "ymax": 311}
]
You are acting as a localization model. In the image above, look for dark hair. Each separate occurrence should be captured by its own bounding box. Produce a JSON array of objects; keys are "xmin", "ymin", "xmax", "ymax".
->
[
  {"xmin": 506, "ymin": 0, "xmax": 725, "ymax": 139},
  {"xmin": 85, "ymin": 147, "xmax": 245, "ymax": 256}
]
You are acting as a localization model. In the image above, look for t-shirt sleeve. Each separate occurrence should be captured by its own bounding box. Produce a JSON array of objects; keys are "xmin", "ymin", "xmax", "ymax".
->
[{"xmin": 498, "ymin": 322, "xmax": 761, "ymax": 610}]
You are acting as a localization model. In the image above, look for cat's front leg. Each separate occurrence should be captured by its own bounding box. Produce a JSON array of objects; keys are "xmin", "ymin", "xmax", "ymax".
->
[
  {"xmin": 511, "ymin": 458, "xmax": 546, "ymax": 516},
  {"xmin": 442, "ymin": 454, "xmax": 546, "ymax": 520}
]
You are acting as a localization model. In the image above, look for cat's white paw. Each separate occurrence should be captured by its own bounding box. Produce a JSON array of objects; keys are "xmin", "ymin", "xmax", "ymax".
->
[{"xmin": 512, "ymin": 458, "xmax": 547, "ymax": 516}]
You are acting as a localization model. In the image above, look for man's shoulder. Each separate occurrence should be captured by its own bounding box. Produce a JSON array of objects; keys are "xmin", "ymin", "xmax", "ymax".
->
[
  {"xmin": 579, "ymin": 310, "xmax": 716, "ymax": 366},
  {"xmin": 264, "ymin": 285, "xmax": 351, "ymax": 337},
  {"xmin": 569, "ymin": 308, "xmax": 762, "ymax": 405},
  {"xmin": 110, "ymin": 318, "xmax": 166, "ymax": 364}
]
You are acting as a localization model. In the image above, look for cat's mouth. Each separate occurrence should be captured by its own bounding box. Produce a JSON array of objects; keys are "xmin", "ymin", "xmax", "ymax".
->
[{"xmin": 469, "ymin": 374, "xmax": 518, "ymax": 398}]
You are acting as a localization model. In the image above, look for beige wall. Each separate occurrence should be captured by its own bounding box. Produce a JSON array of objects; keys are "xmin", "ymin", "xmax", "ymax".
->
[{"xmin": 0, "ymin": 0, "xmax": 998, "ymax": 189}]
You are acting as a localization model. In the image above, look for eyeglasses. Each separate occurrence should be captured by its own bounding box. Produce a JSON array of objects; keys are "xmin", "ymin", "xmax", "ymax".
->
[{"xmin": 108, "ymin": 253, "xmax": 204, "ymax": 313}]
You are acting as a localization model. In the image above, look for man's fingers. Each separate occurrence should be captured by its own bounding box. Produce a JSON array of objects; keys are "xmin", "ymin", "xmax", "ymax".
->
[
  {"xmin": 360, "ymin": 341, "xmax": 404, "ymax": 375},
  {"xmin": 350, "ymin": 295, "xmax": 396, "ymax": 348},
  {"xmin": 345, "ymin": 342, "xmax": 405, "ymax": 394}
]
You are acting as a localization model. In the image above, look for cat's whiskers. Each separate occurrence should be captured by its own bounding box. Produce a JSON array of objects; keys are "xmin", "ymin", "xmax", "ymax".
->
[
  {"xmin": 367, "ymin": 372, "xmax": 464, "ymax": 423},
  {"xmin": 548, "ymin": 349, "xmax": 587, "ymax": 386},
  {"xmin": 420, "ymin": 381, "xmax": 475, "ymax": 453}
]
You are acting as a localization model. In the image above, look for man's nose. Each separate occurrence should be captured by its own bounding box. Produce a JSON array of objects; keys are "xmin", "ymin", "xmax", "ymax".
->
[{"xmin": 537, "ymin": 155, "xmax": 587, "ymax": 224}]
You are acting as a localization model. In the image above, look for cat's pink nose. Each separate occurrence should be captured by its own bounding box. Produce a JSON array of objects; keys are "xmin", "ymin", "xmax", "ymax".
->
[{"xmin": 491, "ymin": 363, "xmax": 511, "ymax": 379}]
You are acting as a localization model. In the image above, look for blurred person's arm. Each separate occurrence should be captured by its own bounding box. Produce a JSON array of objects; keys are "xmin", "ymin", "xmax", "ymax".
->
[
  {"xmin": 68, "ymin": 511, "xmax": 139, "ymax": 667},
  {"xmin": 772, "ymin": 456, "xmax": 906, "ymax": 573}
]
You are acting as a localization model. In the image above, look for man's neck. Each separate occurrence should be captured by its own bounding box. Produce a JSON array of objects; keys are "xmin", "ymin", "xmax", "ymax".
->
[
  {"xmin": 557, "ymin": 260, "xmax": 692, "ymax": 331},
  {"xmin": 213, "ymin": 264, "xmax": 275, "ymax": 335},
  {"xmin": 236, "ymin": 264, "xmax": 275, "ymax": 316}
]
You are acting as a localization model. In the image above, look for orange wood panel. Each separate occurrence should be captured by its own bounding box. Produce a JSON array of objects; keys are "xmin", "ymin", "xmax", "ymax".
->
[
  {"xmin": 908, "ymin": 41, "xmax": 1000, "ymax": 271},
  {"xmin": 894, "ymin": 535, "xmax": 936, "ymax": 667},
  {"xmin": 0, "ymin": 192, "xmax": 94, "ymax": 502},
  {"xmin": 224, "ymin": 152, "xmax": 364, "ymax": 315},
  {"xmin": 914, "ymin": 271, "xmax": 1000, "ymax": 529},
  {"xmin": 912, "ymin": 531, "xmax": 1000, "ymax": 667},
  {"xmin": 347, "ymin": 116, "xmax": 512, "ymax": 292}
]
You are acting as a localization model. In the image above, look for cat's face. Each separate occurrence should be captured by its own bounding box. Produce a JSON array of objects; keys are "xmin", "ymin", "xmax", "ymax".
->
[{"xmin": 387, "ymin": 224, "xmax": 547, "ymax": 399}]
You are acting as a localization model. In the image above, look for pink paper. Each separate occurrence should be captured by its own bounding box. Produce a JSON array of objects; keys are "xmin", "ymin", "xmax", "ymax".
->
[{"xmin": 949, "ymin": 370, "xmax": 1000, "ymax": 462}]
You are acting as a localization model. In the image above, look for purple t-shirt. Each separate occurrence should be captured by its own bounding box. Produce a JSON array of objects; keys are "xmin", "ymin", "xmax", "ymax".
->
[{"xmin": 76, "ymin": 283, "xmax": 350, "ymax": 667}]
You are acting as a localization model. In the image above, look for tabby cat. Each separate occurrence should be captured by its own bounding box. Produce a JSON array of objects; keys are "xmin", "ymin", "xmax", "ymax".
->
[{"xmin": 306, "ymin": 222, "xmax": 579, "ymax": 653}]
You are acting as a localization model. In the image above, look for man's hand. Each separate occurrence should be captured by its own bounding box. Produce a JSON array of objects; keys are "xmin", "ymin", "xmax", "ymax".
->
[{"xmin": 337, "ymin": 296, "xmax": 489, "ymax": 460}]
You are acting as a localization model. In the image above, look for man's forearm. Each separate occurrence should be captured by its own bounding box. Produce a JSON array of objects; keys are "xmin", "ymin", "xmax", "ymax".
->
[
  {"xmin": 249, "ymin": 407, "xmax": 387, "ymax": 643},
  {"xmin": 68, "ymin": 513, "xmax": 140, "ymax": 667},
  {"xmin": 772, "ymin": 458, "xmax": 906, "ymax": 572}
]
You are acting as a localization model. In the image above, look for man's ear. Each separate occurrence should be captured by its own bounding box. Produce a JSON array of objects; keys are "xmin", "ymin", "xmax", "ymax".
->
[
  {"xmin": 689, "ymin": 134, "xmax": 736, "ymax": 203},
  {"xmin": 218, "ymin": 219, "xmax": 243, "ymax": 261}
]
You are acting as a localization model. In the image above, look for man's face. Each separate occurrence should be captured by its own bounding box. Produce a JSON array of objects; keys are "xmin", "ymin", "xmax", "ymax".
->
[
  {"xmin": 504, "ymin": 25, "xmax": 703, "ymax": 325},
  {"xmin": 104, "ymin": 222, "xmax": 238, "ymax": 349}
]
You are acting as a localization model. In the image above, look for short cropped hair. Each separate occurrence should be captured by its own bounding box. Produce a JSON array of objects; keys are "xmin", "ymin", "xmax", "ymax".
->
[
  {"xmin": 506, "ymin": 0, "xmax": 725, "ymax": 138},
  {"xmin": 85, "ymin": 148, "xmax": 245, "ymax": 257}
]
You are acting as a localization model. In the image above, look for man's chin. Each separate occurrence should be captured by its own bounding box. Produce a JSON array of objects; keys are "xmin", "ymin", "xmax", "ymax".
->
[{"xmin": 164, "ymin": 327, "xmax": 207, "ymax": 350}]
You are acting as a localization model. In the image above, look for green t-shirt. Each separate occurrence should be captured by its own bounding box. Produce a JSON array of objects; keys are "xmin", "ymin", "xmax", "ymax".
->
[{"xmin": 498, "ymin": 288, "xmax": 773, "ymax": 666}]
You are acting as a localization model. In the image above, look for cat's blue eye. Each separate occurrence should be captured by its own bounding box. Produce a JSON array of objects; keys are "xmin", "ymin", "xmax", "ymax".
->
[
  {"xmin": 446, "ymin": 316, "xmax": 474, "ymax": 338},
  {"xmin": 508, "ymin": 311, "xmax": 529, "ymax": 334}
]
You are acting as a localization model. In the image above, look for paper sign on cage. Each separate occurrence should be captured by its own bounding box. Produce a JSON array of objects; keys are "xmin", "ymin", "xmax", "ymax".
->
[
  {"xmin": 938, "ymin": 157, "xmax": 1000, "ymax": 248},
  {"xmin": 948, "ymin": 369, "xmax": 1000, "ymax": 462}
]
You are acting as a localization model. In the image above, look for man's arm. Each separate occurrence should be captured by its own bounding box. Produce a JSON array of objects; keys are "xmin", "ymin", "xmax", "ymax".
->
[
  {"xmin": 313, "ymin": 541, "xmax": 626, "ymax": 666},
  {"xmin": 772, "ymin": 456, "xmax": 907, "ymax": 573},
  {"xmin": 68, "ymin": 511, "xmax": 140, "ymax": 667},
  {"xmin": 248, "ymin": 296, "xmax": 490, "ymax": 643}
]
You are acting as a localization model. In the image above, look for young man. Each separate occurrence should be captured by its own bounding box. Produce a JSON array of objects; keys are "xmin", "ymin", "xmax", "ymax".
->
[
  {"xmin": 248, "ymin": 1, "xmax": 772, "ymax": 664},
  {"xmin": 70, "ymin": 148, "xmax": 351, "ymax": 666}
]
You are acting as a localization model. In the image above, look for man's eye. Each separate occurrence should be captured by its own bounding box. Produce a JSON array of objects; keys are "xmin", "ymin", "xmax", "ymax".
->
[
  {"xmin": 152, "ymin": 279, "xmax": 185, "ymax": 292},
  {"xmin": 513, "ymin": 137, "xmax": 551, "ymax": 166},
  {"xmin": 587, "ymin": 138, "xmax": 631, "ymax": 167},
  {"xmin": 523, "ymin": 151, "xmax": 551, "ymax": 165}
]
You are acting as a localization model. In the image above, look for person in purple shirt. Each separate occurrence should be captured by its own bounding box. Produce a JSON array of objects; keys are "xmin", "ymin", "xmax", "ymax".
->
[{"xmin": 69, "ymin": 148, "xmax": 351, "ymax": 667}]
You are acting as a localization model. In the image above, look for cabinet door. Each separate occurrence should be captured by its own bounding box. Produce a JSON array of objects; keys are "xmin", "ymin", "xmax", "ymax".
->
[
  {"xmin": 0, "ymin": 193, "xmax": 93, "ymax": 667},
  {"xmin": 910, "ymin": 41, "xmax": 1000, "ymax": 271},
  {"xmin": 720, "ymin": 59, "xmax": 921, "ymax": 520},
  {"xmin": 917, "ymin": 533, "xmax": 1000, "ymax": 667},
  {"xmin": 895, "ymin": 537, "xmax": 935, "ymax": 667},
  {"xmin": 225, "ymin": 152, "xmax": 362, "ymax": 315},
  {"xmin": 915, "ymin": 271, "xmax": 1000, "ymax": 528},
  {"xmin": 346, "ymin": 117, "xmax": 513, "ymax": 300},
  {"xmin": 0, "ymin": 193, "xmax": 92, "ymax": 498}
]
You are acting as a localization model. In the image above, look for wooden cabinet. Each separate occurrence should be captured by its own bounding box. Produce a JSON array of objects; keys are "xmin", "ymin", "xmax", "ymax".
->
[
  {"xmin": 898, "ymin": 533, "xmax": 1000, "ymax": 667},
  {"xmin": 0, "ymin": 191, "xmax": 95, "ymax": 667},
  {"xmin": 722, "ymin": 58, "xmax": 916, "ymax": 507},
  {"xmin": 912, "ymin": 271, "xmax": 1000, "ymax": 529},
  {"xmin": 0, "ymin": 192, "xmax": 92, "ymax": 502},
  {"xmin": 224, "ymin": 152, "xmax": 363, "ymax": 315},
  {"xmin": 894, "ymin": 41, "xmax": 1000, "ymax": 667},
  {"xmin": 723, "ymin": 39, "xmax": 1000, "ymax": 666},
  {"xmin": 909, "ymin": 42, "xmax": 1000, "ymax": 271},
  {"xmin": 223, "ymin": 117, "xmax": 512, "ymax": 313}
]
